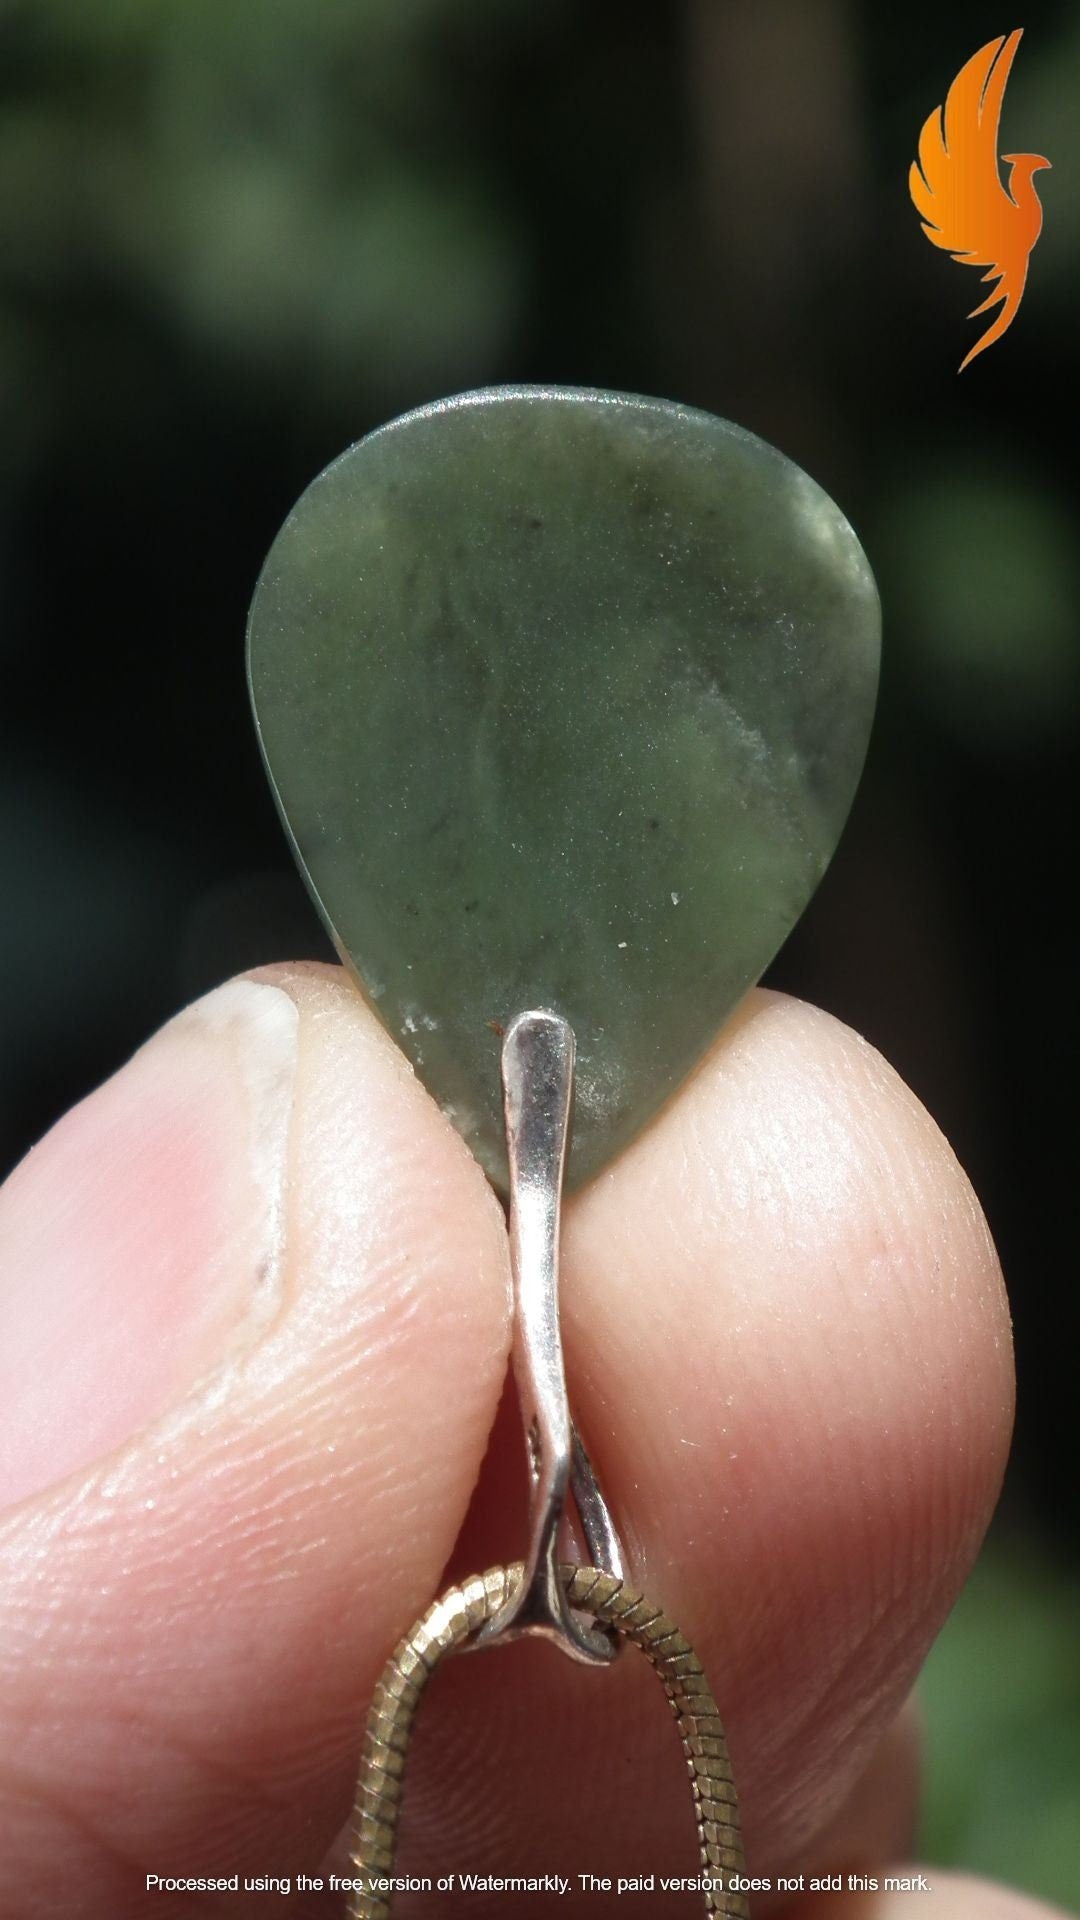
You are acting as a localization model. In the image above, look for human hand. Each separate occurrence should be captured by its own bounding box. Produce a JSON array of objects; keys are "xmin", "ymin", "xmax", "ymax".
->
[{"xmin": 0, "ymin": 965, "xmax": 1057, "ymax": 1919}]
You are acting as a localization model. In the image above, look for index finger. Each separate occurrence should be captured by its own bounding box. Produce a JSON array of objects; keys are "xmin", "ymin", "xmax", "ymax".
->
[{"xmin": 401, "ymin": 989, "xmax": 1012, "ymax": 1906}]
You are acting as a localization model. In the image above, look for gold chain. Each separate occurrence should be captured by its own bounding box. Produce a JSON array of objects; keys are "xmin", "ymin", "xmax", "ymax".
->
[{"xmin": 345, "ymin": 1561, "xmax": 749, "ymax": 1918}]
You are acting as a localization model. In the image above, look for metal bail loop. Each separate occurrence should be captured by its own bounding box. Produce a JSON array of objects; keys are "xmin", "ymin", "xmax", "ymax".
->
[{"xmin": 473, "ymin": 1010, "xmax": 624, "ymax": 1664}]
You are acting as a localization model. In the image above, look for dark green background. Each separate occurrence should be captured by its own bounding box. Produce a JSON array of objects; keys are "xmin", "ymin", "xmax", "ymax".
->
[{"xmin": 1, "ymin": 2, "xmax": 1075, "ymax": 1905}]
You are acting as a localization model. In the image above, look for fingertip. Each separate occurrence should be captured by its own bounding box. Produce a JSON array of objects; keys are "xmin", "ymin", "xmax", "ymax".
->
[
  {"xmin": 0, "ymin": 973, "xmax": 303, "ymax": 1507},
  {"xmin": 561, "ymin": 989, "xmax": 1013, "ymax": 1861},
  {"xmin": 0, "ymin": 962, "xmax": 511, "ymax": 1898}
]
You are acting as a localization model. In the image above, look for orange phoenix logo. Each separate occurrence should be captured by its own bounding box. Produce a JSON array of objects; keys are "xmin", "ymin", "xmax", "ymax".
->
[{"xmin": 909, "ymin": 30, "xmax": 1049, "ymax": 369}]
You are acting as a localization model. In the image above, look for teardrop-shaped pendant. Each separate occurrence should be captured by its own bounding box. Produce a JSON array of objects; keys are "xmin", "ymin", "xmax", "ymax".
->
[{"xmin": 248, "ymin": 387, "xmax": 879, "ymax": 1192}]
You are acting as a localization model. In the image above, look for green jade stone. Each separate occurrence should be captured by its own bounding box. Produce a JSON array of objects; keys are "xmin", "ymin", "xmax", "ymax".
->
[{"xmin": 248, "ymin": 387, "xmax": 880, "ymax": 1191}]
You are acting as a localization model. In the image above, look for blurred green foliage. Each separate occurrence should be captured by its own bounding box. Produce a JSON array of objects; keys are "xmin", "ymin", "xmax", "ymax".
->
[
  {"xmin": 0, "ymin": 0, "xmax": 535, "ymax": 457},
  {"xmin": 1009, "ymin": 13, "xmax": 1080, "ymax": 291},
  {"xmin": 920, "ymin": 1532, "xmax": 1080, "ymax": 1908},
  {"xmin": 874, "ymin": 467, "xmax": 1078, "ymax": 747}
]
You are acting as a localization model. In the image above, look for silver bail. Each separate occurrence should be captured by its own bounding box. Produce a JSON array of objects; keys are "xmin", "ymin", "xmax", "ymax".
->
[{"xmin": 475, "ymin": 1009, "xmax": 625, "ymax": 1664}]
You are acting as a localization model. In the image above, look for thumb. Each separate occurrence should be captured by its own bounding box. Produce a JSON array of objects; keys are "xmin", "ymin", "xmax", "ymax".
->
[{"xmin": 0, "ymin": 964, "xmax": 509, "ymax": 1917}]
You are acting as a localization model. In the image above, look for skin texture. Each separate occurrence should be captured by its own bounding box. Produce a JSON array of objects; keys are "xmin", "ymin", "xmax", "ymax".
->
[{"xmin": 0, "ymin": 964, "xmax": 1060, "ymax": 1920}]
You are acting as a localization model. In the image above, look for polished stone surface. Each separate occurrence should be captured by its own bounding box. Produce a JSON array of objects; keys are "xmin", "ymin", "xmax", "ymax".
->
[{"xmin": 248, "ymin": 388, "xmax": 880, "ymax": 1189}]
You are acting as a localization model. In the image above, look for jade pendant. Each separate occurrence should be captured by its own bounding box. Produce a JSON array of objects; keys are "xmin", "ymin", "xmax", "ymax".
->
[{"xmin": 248, "ymin": 387, "xmax": 880, "ymax": 1190}]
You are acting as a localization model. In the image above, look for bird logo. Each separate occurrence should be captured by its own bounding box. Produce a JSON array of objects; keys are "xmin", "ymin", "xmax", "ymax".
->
[{"xmin": 909, "ymin": 30, "xmax": 1049, "ymax": 370}]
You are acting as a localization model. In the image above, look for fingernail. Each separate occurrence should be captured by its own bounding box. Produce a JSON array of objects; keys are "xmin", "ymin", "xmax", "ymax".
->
[{"xmin": 0, "ymin": 979, "xmax": 299, "ymax": 1509}]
